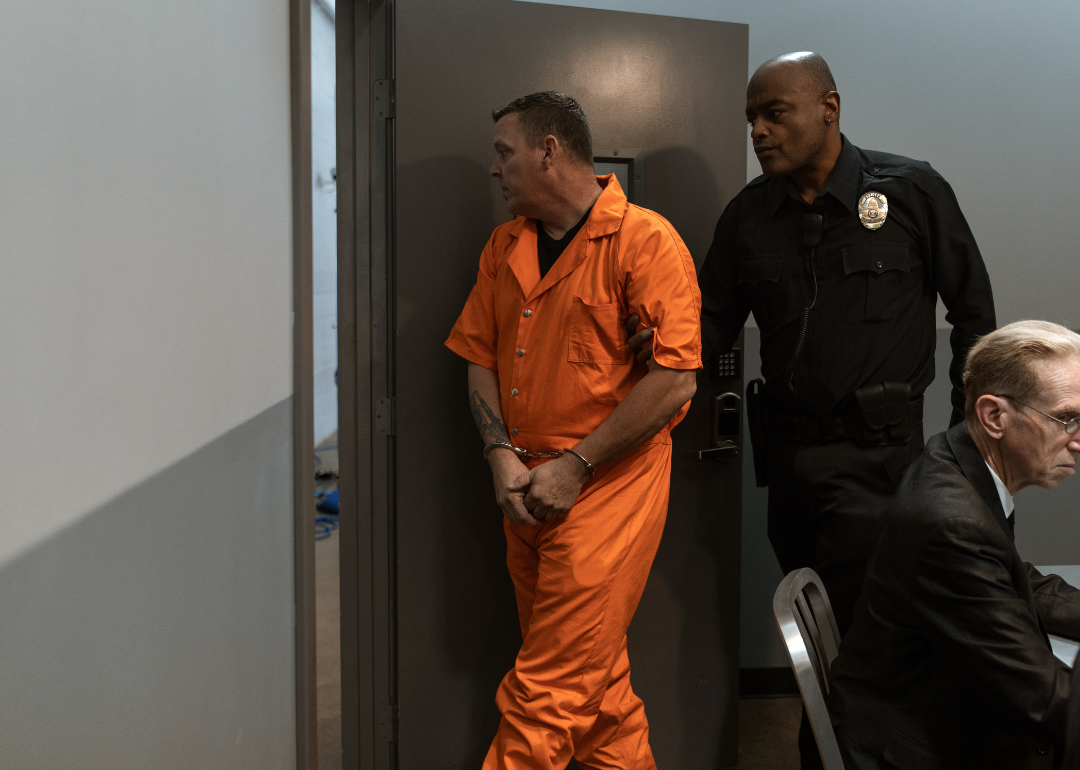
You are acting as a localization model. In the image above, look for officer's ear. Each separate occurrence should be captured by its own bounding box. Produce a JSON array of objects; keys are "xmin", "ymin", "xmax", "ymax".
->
[
  {"xmin": 822, "ymin": 91, "xmax": 840, "ymax": 125},
  {"xmin": 975, "ymin": 394, "xmax": 1007, "ymax": 439}
]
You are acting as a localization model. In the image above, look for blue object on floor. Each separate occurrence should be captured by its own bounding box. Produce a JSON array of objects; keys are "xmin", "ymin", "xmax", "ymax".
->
[{"xmin": 316, "ymin": 489, "xmax": 339, "ymax": 514}]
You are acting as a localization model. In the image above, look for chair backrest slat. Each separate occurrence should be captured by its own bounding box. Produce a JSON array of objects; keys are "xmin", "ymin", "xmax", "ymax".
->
[
  {"xmin": 773, "ymin": 568, "xmax": 846, "ymax": 770},
  {"xmin": 796, "ymin": 591, "xmax": 832, "ymax": 694}
]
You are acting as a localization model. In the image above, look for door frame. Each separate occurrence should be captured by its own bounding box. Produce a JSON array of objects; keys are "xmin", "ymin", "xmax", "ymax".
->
[
  {"xmin": 290, "ymin": 0, "xmax": 318, "ymax": 767},
  {"xmin": 337, "ymin": 1, "xmax": 397, "ymax": 767}
]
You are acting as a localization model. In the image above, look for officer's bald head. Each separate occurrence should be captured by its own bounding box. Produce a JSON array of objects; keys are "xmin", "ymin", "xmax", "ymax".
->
[
  {"xmin": 752, "ymin": 52, "xmax": 837, "ymax": 98},
  {"xmin": 745, "ymin": 52, "xmax": 842, "ymax": 180}
]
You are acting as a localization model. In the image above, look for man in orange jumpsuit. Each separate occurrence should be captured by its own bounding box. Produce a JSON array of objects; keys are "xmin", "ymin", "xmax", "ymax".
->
[{"xmin": 445, "ymin": 91, "xmax": 702, "ymax": 770}]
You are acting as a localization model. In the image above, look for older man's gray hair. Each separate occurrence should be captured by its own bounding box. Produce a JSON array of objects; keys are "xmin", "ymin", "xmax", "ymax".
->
[{"xmin": 963, "ymin": 320, "xmax": 1080, "ymax": 424}]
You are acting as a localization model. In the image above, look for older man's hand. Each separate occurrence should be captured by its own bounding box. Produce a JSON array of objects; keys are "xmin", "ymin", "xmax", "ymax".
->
[{"xmin": 624, "ymin": 313, "xmax": 655, "ymax": 364}]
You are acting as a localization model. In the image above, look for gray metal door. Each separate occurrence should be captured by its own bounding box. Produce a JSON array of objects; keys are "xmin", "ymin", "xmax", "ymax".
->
[{"xmin": 349, "ymin": 1, "xmax": 749, "ymax": 767}]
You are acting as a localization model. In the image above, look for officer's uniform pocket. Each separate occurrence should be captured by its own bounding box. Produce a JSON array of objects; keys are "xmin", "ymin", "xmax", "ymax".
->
[
  {"xmin": 736, "ymin": 255, "xmax": 783, "ymax": 327},
  {"xmin": 568, "ymin": 298, "xmax": 630, "ymax": 364},
  {"xmin": 840, "ymin": 244, "xmax": 914, "ymax": 324}
]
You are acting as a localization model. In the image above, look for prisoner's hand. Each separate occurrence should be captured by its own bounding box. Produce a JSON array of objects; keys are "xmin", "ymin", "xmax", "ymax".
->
[
  {"xmin": 488, "ymin": 450, "xmax": 539, "ymax": 526},
  {"xmin": 624, "ymin": 313, "xmax": 654, "ymax": 364},
  {"xmin": 524, "ymin": 454, "xmax": 590, "ymax": 522}
]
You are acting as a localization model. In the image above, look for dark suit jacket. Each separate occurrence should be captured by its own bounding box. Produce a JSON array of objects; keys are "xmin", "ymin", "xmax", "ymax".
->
[
  {"xmin": 829, "ymin": 423, "xmax": 1080, "ymax": 769},
  {"xmin": 1065, "ymin": 662, "xmax": 1080, "ymax": 770}
]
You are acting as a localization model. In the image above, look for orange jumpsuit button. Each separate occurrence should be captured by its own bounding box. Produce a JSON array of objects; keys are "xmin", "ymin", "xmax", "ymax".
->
[
  {"xmin": 511, "ymin": 428, "xmax": 518, "ymax": 436},
  {"xmin": 511, "ymin": 389, "xmax": 518, "ymax": 396},
  {"xmin": 523, "ymin": 309, "xmax": 532, "ymax": 317},
  {"xmin": 517, "ymin": 348, "xmax": 525, "ymax": 356}
]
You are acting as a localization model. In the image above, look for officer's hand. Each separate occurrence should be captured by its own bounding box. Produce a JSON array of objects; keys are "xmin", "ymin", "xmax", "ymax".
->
[
  {"xmin": 488, "ymin": 450, "xmax": 539, "ymax": 526},
  {"xmin": 624, "ymin": 313, "xmax": 654, "ymax": 364},
  {"xmin": 524, "ymin": 454, "xmax": 590, "ymax": 522}
]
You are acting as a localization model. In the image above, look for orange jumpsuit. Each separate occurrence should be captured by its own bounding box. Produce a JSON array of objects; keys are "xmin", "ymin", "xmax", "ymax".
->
[{"xmin": 445, "ymin": 176, "xmax": 702, "ymax": 770}]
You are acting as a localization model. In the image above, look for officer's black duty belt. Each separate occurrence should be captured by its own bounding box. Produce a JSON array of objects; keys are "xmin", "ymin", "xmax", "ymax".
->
[{"xmin": 767, "ymin": 397, "xmax": 923, "ymax": 445}]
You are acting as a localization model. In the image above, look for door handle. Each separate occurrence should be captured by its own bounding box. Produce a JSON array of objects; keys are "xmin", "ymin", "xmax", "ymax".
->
[
  {"xmin": 690, "ymin": 440, "xmax": 738, "ymax": 460},
  {"xmin": 690, "ymin": 392, "xmax": 741, "ymax": 461}
]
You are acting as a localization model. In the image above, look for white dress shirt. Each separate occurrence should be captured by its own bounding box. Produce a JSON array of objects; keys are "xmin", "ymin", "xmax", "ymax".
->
[{"xmin": 985, "ymin": 462, "xmax": 1015, "ymax": 518}]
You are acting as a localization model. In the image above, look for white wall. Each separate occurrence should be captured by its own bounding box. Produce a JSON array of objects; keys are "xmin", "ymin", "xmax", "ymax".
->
[
  {"xmin": 312, "ymin": 0, "xmax": 339, "ymax": 445},
  {"xmin": 0, "ymin": 0, "xmax": 293, "ymax": 566},
  {"xmin": 523, "ymin": 0, "xmax": 1080, "ymax": 331}
]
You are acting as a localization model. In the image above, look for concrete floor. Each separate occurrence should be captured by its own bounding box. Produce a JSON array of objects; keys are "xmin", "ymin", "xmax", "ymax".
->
[
  {"xmin": 314, "ymin": 527, "xmax": 802, "ymax": 770},
  {"xmin": 316, "ymin": 526, "xmax": 342, "ymax": 770}
]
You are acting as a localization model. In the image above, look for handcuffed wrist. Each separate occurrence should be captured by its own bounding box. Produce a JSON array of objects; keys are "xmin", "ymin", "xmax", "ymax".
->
[
  {"xmin": 483, "ymin": 442, "xmax": 518, "ymax": 461},
  {"xmin": 563, "ymin": 447, "xmax": 595, "ymax": 477}
]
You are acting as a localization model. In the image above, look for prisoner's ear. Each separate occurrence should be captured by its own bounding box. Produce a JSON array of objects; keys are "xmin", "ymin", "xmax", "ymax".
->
[{"xmin": 539, "ymin": 134, "xmax": 560, "ymax": 168}]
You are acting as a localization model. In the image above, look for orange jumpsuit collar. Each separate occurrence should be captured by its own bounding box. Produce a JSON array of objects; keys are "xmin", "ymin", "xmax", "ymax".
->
[{"xmin": 505, "ymin": 175, "xmax": 628, "ymax": 304}]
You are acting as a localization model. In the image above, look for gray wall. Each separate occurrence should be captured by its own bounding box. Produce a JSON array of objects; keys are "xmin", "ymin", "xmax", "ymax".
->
[
  {"xmin": 1, "ymin": 0, "xmax": 297, "ymax": 762},
  {"xmin": 0, "ymin": 400, "xmax": 295, "ymax": 768}
]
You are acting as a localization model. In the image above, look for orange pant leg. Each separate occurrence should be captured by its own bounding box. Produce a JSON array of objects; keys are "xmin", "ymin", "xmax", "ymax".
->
[
  {"xmin": 482, "ymin": 442, "xmax": 670, "ymax": 770},
  {"xmin": 572, "ymin": 639, "xmax": 655, "ymax": 770}
]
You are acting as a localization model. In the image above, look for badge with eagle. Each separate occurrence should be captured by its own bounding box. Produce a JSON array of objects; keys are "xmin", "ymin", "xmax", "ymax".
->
[{"xmin": 858, "ymin": 191, "xmax": 888, "ymax": 230}]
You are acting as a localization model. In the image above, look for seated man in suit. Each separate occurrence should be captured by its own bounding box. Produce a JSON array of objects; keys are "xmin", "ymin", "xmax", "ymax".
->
[{"xmin": 830, "ymin": 320, "xmax": 1080, "ymax": 769}]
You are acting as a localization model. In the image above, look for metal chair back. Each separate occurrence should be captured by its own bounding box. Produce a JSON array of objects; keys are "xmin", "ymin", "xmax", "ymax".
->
[{"xmin": 773, "ymin": 567, "xmax": 845, "ymax": 770}]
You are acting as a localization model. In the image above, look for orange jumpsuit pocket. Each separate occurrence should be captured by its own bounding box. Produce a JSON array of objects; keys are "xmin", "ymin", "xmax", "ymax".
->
[{"xmin": 567, "ymin": 298, "xmax": 630, "ymax": 365}]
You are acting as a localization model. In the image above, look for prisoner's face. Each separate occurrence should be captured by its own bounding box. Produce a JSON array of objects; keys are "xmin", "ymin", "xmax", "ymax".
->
[{"xmin": 490, "ymin": 113, "xmax": 546, "ymax": 218}]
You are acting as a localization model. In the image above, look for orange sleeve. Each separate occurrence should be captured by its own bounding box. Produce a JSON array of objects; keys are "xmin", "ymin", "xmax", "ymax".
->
[
  {"xmin": 445, "ymin": 234, "xmax": 500, "ymax": 370},
  {"xmin": 621, "ymin": 213, "xmax": 703, "ymax": 370}
]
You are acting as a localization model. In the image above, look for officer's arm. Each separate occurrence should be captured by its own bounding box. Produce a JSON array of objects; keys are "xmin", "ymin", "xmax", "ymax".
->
[
  {"xmin": 523, "ymin": 362, "xmax": 696, "ymax": 521},
  {"xmin": 924, "ymin": 175, "xmax": 997, "ymax": 426},
  {"xmin": 571, "ymin": 361, "xmax": 696, "ymax": 469},
  {"xmin": 699, "ymin": 201, "xmax": 752, "ymax": 362}
]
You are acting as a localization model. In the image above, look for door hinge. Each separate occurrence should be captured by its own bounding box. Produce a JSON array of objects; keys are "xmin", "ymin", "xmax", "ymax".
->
[
  {"xmin": 377, "ymin": 704, "xmax": 398, "ymax": 743},
  {"xmin": 375, "ymin": 397, "xmax": 396, "ymax": 436},
  {"xmin": 373, "ymin": 79, "xmax": 394, "ymax": 119}
]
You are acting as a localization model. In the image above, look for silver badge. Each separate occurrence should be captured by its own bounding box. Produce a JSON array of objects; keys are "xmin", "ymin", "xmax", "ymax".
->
[{"xmin": 858, "ymin": 191, "xmax": 888, "ymax": 230}]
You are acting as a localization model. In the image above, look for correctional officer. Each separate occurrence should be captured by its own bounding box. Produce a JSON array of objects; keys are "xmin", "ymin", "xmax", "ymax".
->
[
  {"xmin": 446, "ymin": 91, "xmax": 702, "ymax": 770},
  {"xmin": 692, "ymin": 52, "xmax": 995, "ymax": 767}
]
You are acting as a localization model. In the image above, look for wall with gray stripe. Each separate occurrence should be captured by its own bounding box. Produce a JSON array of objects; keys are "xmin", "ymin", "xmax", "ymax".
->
[
  {"xmin": 0, "ymin": 400, "xmax": 295, "ymax": 768},
  {"xmin": 1, "ymin": 0, "xmax": 297, "ymax": 761}
]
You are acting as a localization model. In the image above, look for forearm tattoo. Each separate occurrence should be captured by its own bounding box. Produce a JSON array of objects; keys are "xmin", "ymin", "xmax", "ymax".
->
[{"xmin": 471, "ymin": 390, "xmax": 511, "ymax": 445}]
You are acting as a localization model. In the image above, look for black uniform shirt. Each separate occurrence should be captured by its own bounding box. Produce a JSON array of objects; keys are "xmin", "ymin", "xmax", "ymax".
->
[{"xmin": 699, "ymin": 136, "xmax": 996, "ymax": 423}]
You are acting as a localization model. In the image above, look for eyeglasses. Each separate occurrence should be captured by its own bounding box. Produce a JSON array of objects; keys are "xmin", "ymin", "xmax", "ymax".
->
[{"xmin": 997, "ymin": 394, "xmax": 1080, "ymax": 434}]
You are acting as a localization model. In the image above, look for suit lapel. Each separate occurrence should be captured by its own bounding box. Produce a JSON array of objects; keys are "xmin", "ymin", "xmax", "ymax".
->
[
  {"xmin": 946, "ymin": 425, "xmax": 1053, "ymax": 647},
  {"xmin": 946, "ymin": 422, "xmax": 1013, "ymax": 542}
]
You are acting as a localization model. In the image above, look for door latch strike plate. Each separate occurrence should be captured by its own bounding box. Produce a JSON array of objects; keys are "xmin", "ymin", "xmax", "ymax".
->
[
  {"xmin": 375, "ymin": 397, "xmax": 396, "ymax": 435},
  {"xmin": 374, "ymin": 79, "xmax": 394, "ymax": 119}
]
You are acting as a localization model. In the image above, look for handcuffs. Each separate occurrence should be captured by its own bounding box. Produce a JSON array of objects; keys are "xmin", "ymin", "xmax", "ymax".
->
[{"xmin": 482, "ymin": 442, "xmax": 595, "ymax": 476}]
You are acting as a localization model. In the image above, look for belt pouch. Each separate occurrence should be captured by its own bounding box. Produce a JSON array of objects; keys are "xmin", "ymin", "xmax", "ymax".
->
[{"xmin": 854, "ymin": 382, "xmax": 914, "ymax": 446}]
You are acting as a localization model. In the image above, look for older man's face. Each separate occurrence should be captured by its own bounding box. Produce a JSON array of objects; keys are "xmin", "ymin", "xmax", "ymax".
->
[{"xmin": 1004, "ymin": 358, "xmax": 1080, "ymax": 489}]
